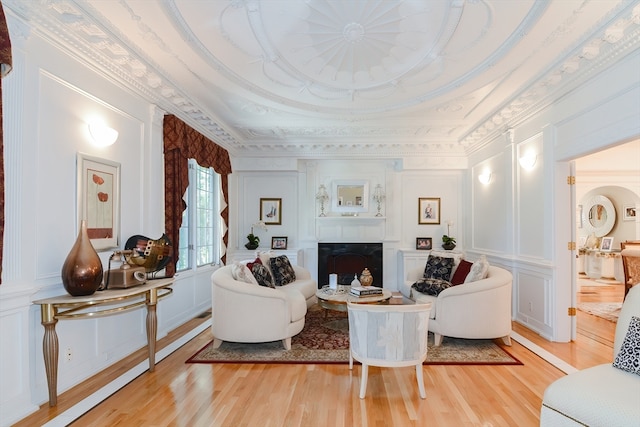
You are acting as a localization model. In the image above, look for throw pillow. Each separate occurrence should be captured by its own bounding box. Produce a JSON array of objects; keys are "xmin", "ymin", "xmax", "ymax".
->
[
  {"xmin": 250, "ymin": 263, "xmax": 275, "ymax": 288},
  {"xmin": 246, "ymin": 256, "xmax": 262, "ymax": 271},
  {"xmin": 231, "ymin": 262, "xmax": 259, "ymax": 286},
  {"xmin": 270, "ymin": 255, "xmax": 296, "ymax": 286},
  {"xmin": 451, "ymin": 259, "xmax": 473, "ymax": 285},
  {"xmin": 464, "ymin": 255, "xmax": 490, "ymax": 283},
  {"xmin": 258, "ymin": 250, "xmax": 276, "ymax": 278},
  {"xmin": 612, "ymin": 316, "xmax": 640, "ymax": 376},
  {"xmin": 423, "ymin": 255, "xmax": 455, "ymax": 281},
  {"xmin": 412, "ymin": 278, "xmax": 453, "ymax": 296}
]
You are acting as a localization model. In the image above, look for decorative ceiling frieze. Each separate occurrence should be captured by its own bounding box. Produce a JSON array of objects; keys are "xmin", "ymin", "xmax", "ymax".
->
[{"xmin": 3, "ymin": 0, "xmax": 639, "ymax": 158}]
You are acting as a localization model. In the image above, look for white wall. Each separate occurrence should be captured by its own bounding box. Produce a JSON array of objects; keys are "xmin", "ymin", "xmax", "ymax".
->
[
  {"xmin": 468, "ymin": 48, "xmax": 640, "ymax": 341},
  {"xmin": 0, "ymin": 14, "xmax": 213, "ymax": 425},
  {"xmin": 228, "ymin": 159, "xmax": 466, "ymax": 291}
]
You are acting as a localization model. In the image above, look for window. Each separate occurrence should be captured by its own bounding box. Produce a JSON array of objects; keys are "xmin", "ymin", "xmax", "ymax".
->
[{"xmin": 176, "ymin": 159, "xmax": 223, "ymax": 271}]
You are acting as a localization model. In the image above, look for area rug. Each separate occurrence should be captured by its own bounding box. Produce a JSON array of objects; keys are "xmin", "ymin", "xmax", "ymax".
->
[
  {"xmin": 186, "ymin": 306, "xmax": 522, "ymax": 366},
  {"xmin": 578, "ymin": 302, "xmax": 622, "ymax": 322}
]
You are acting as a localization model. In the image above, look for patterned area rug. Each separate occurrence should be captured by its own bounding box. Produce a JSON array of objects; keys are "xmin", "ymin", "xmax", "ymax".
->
[
  {"xmin": 186, "ymin": 306, "xmax": 521, "ymax": 365},
  {"xmin": 578, "ymin": 302, "xmax": 622, "ymax": 322}
]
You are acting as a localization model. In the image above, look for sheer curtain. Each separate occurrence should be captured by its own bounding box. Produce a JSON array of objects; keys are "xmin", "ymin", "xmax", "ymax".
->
[{"xmin": 163, "ymin": 115, "xmax": 232, "ymax": 277}]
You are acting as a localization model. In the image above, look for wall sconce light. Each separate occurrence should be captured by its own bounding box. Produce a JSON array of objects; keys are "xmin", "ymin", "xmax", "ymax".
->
[
  {"xmin": 88, "ymin": 122, "xmax": 119, "ymax": 147},
  {"xmin": 315, "ymin": 184, "xmax": 329, "ymax": 217},
  {"xmin": 518, "ymin": 151, "xmax": 537, "ymax": 169},
  {"xmin": 478, "ymin": 170, "xmax": 492, "ymax": 184},
  {"xmin": 372, "ymin": 184, "xmax": 386, "ymax": 217}
]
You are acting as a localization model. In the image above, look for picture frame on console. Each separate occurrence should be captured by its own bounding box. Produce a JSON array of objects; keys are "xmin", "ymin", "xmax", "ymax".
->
[
  {"xmin": 77, "ymin": 153, "xmax": 120, "ymax": 250},
  {"xmin": 418, "ymin": 197, "xmax": 440, "ymax": 224},
  {"xmin": 600, "ymin": 236, "xmax": 614, "ymax": 252},
  {"xmin": 260, "ymin": 198, "xmax": 282, "ymax": 225},
  {"xmin": 271, "ymin": 236, "xmax": 288, "ymax": 250},
  {"xmin": 416, "ymin": 237, "xmax": 432, "ymax": 250}
]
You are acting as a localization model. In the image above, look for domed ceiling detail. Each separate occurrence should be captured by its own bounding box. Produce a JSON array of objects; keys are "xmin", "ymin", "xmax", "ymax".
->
[{"xmin": 6, "ymin": 0, "xmax": 640, "ymax": 158}]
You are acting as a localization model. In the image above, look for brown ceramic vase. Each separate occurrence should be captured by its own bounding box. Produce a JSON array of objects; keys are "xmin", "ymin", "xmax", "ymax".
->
[{"xmin": 61, "ymin": 220, "xmax": 104, "ymax": 296}]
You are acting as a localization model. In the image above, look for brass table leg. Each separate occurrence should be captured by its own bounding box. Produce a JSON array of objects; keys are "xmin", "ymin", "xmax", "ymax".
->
[
  {"xmin": 41, "ymin": 304, "xmax": 59, "ymax": 406},
  {"xmin": 146, "ymin": 289, "xmax": 158, "ymax": 371}
]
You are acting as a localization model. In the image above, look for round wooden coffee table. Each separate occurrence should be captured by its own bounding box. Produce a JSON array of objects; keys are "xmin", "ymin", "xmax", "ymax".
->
[{"xmin": 316, "ymin": 285, "xmax": 393, "ymax": 314}]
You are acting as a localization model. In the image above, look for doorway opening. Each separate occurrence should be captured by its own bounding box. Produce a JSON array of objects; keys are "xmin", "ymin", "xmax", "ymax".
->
[{"xmin": 573, "ymin": 140, "xmax": 640, "ymax": 346}]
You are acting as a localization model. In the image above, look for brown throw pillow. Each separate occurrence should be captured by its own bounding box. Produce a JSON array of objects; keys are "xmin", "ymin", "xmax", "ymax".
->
[{"xmin": 451, "ymin": 259, "xmax": 473, "ymax": 285}]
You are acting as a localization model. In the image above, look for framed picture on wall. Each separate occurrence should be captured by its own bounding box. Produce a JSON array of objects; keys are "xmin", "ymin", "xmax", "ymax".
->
[
  {"xmin": 416, "ymin": 237, "xmax": 432, "ymax": 250},
  {"xmin": 271, "ymin": 236, "xmax": 288, "ymax": 250},
  {"xmin": 600, "ymin": 236, "xmax": 614, "ymax": 252},
  {"xmin": 418, "ymin": 197, "xmax": 440, "ymax": 224},
  {"xmin": 77, "ymin": 153, "xmax": 120, "ymax": 250},
  {"xmin": 260, "ymin": 198, "xmax": 282, "ymax": 225},
  {"xmin": 623, "ymin": 204, "xmax": 637, "ymax": 221}
]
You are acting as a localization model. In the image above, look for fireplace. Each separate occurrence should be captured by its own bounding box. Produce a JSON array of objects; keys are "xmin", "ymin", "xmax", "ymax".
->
[{"xmin": 317, "ymin": 243, "xmax": 383, "ymax": 288}]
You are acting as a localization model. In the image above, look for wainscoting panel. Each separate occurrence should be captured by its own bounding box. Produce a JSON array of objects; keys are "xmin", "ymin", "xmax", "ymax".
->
[{"xmin": 515, "ymin": 269, "xmax": 553, "ymax": 339}]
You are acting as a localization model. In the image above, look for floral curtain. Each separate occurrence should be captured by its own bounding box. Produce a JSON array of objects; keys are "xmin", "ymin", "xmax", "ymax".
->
[
  {"xmin": 0, "ymin": 0, "xmax": 13, "ymax": 285},
  {"xmin": 163, "ymin": 115, "xmax": 232, "ymax": 277}
]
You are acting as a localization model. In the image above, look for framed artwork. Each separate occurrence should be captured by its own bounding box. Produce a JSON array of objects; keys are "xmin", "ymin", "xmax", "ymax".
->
[
  {"xmin": 599, "ymin": 236, "xmax": 614, "ymax": 252},
  {"xmin": 416, "ymin": 237, "xmax": 432, "ymax": 250},
  {"xmin": 77, "ymin": 153, "xmax": 120, "ymax": 250},
  {"xmin": 260, "ymin": 198, "xmax": 282, "ymax": 225},
  {"xmin": 271, "ymin": 236, "xmax": 288, "ymax": 250},
  {"xmin": 418, "ymin": 197, "xmax": 440, "ymax": 224},
  {"xmin": 623, "ymin": 204, "xmax": 637, "ymax": 221}
]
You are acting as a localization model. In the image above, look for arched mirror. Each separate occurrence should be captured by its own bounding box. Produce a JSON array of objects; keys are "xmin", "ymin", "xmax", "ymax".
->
[{"xmin": 582, "ymin": 195, "xmax": 616, "ymax": 237}]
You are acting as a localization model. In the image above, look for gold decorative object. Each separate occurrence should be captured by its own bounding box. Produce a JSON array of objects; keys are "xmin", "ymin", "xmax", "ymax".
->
[{"xmin": 360, "ymin": 268, "xmax": 373, "ymax": 287}]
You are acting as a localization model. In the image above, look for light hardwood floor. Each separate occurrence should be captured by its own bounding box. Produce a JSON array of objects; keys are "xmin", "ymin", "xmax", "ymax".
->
[{"xmin": 14, "ymin": 283, "xmax": 624, "ymax": 427}]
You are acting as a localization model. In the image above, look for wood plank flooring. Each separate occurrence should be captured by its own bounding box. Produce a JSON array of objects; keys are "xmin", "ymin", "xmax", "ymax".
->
[{"xmin": 14, "ymin": 281, "xmax": 624, "ymax": 427}]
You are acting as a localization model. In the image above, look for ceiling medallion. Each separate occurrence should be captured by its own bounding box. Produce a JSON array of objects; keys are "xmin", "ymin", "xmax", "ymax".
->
[{"xmin": 343, "ymin": 22, "xmax": 365, "ymax": 44}]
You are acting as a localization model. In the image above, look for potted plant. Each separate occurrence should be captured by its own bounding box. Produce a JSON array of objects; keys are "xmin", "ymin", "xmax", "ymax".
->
[
  {"xmin": 442, "ymin": 235, "xmax": 456, "ymax": 250},
  {"xmin": 245, "ymin": 221, "xmax": 267, "ymax": 250}
]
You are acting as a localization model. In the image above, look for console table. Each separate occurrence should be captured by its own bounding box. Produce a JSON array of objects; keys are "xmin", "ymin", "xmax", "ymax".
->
[{"xmin": 33, "ymin": 277, "xmax": 174, "ymax": 406}]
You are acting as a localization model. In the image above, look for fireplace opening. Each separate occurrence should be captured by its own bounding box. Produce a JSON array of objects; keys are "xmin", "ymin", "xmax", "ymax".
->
[{"xmin": 317, "ymin": 243, "xmax": 383, "ymax": 289}]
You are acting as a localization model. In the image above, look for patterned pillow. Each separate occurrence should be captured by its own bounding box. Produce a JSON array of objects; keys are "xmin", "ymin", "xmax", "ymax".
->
[
  {"xmin": 612, "ymin": 316, "xmax": 640, "ymax": 376},
  {"xmin": 258, "ymin": 251, "xmax": 276, "ymax": 278},
  {"xmin": 246, "ymin": 257, "xmax": 262, "ymax": 271},
  {"xmin": 230, "ymin": 262, "xmax": 259, "ymax": 286},
  {"xmin": 270, "ymin": 255, "xmax": 296, "ymax": 286},
  {"xmin": 250, "ymin": 263, "xmax": 275, "ymax": 288},
  {"xmin": 412, "ymin": 278, "xmax": 453, "ymax": 296},
  {"xmin": 423, "ymin": 255, "xmax": 455, "ymax": 281},
  {"xmin": 464, "ymin": 255, "xmax": 490, "ymax": 283}
]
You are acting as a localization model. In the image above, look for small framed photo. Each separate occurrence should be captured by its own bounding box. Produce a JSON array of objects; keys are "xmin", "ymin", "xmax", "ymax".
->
[
  {"xmin": 77, "ymin": 153, "xmax": 120, "ymax": 250},
  {"xmin": 260, "ymin": 198, "xmax": 282, "ymax": 225},
  {"xmin": 416, "ymin": 237, "xmax": 432, "ymax": 250},
  {"xmin": 271, "ymin": 236, "xmax": 288, "ymax": 250},
  {"xmin": 418, "ymin": 197, "xmax": 440, "ymax": 224},
  {"xmin": 600, "ymin": 236, "xmax": 614, "ymax": 252},
  {"xmin": 623, "ymin": 204, "xmax": 637, "ymax": 221}
]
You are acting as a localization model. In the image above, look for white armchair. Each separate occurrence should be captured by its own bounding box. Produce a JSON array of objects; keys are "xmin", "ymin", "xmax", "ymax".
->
[
  {"xmin": 211, "ymin": 264, "xmax": 316, "ymax": 350},
  {"xmin": 540, "ymin": 284, "xmax": 640, "ymax": 426},
  {"xmin": 405, "ymin": 265, "xmax": 513, "ymax": 346},
  {"xmin": 347, "ymin": 301, "xmax": 433, "ymax": 399}
]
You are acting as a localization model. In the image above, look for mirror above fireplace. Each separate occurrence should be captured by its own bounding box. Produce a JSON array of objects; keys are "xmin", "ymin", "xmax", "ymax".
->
[{"xmin": 332, "ymin": 180, "xmax": 369, "ymax": 213}]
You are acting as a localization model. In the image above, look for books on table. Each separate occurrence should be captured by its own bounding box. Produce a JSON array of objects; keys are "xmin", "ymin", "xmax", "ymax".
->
[{"xmin": 349, "ymin": 286, "xmax": 383, "ymax": 297}]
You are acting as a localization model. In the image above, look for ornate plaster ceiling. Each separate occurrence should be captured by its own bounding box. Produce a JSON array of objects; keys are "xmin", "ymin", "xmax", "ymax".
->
[{"xmin": 5, "ymin": 0, "xmax": 640, "ymax": 158}]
